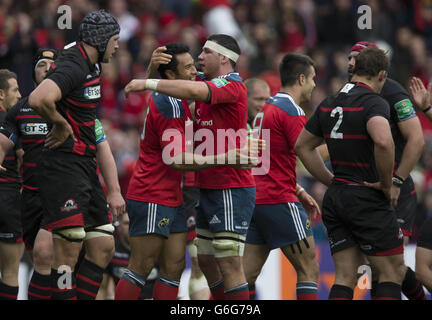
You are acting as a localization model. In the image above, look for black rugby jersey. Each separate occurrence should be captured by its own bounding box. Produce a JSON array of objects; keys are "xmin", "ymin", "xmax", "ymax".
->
[
  {"xmin": 305, "ymin": 82, "xmax": 390, "ymax": 185},
  {"xmin": 381, "ymin": 78, "xmax": 417, "ymax": 167},
  {"xmin": 45, "ymin": 41, "xmax": 101, "ymax": 157},
  {"xmin": 0, "ymin": 108, "xmax": 20, "ymax": 185},
  {"xmin": 0, "ymin": 96, "xmax": 106, "ymax": 190}
]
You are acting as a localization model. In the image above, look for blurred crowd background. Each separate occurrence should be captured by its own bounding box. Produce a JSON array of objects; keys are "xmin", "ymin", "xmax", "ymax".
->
[{"xmin": 1, "ymin": 0, "xmax": 432, "ymax": 244}]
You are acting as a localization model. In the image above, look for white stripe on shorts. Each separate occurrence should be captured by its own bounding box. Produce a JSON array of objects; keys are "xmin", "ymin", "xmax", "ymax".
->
[{"xmin": 288, "ymin": 203, "xmax": 306, "ymax": 240}]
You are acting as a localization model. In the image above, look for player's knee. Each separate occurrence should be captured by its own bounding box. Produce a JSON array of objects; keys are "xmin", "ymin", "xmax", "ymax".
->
[
  {"xmin": 33, "ymin": 245, "xmax": 53, "ymax": 268},
  {"xmin": 52, "ymin": 227, "xmax": 86, "ymax": 243},
  {"xmin": 212, "ymin": 232, "xmax": 245, "ymax": 258}
]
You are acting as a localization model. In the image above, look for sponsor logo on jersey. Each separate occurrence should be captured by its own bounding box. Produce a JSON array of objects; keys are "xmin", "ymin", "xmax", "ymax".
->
[
  {"xmin": 394, "ymin": 99, "xmax": 414, "ymax": 119},
  {"xmin": 20, "ymin": 123, "xmax": 49, "ymax": 135},
  {"xmin": 197, "ymin": 119, "xmax": 213, "ymax": 126},
  {"xmin": 60, "ymin": 199, "xmax": 78, "ymax": 212},
  {"xmin": 158, "ymin": 218, "xmax": 170, "ymax": 228},
  {"xmin": 84, "ymin": 85, "xmax": 101, "ymax": 99},
  {"xmin": 211, "ymin": 78, "xmax": 229, "ymax": 88}
]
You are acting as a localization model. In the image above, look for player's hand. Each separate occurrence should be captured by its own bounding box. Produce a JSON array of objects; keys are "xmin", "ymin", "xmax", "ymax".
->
[
  {"xmin": 107, "ymin": 191, "xmax": 126, "ymax": 222},
  {"xmin": 408, "ymin": 77, "xmax": 431, "ymax": 111},
  {"xmin": 147, "ymin": 46, "xmax": 172, "ymax": 78},
  {"xmin": 389, "ymin": 185, "xmax": 401, "ymax": 208},
  {"xmin": 364, "ymin": 181, "xmax": 392, "ymax": 201},
  {"xmin": 0, "ymin": 164, "xmax": 6, "ymax": 172},
  {"xmin": 45, "ymin": 122, "xmax": 76, "ymax": 149},
  {"xmin": 124, "ymin": 79, "xmax": 147, "ymax": 98},
  {"xmin": 297, "ymin": 189, "xmax": 321, "ymax": 220}
]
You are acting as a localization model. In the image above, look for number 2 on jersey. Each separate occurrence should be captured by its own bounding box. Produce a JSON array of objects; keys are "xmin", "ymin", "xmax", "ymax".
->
[{"xmin": 330, "ymin": 106, "xmax": 343, "ymax": 139}]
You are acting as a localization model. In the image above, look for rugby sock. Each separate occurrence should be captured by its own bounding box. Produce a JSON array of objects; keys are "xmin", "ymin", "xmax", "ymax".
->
[
  {"xmin": 209, "ymin": 279, "xmax": 225, "ymax": 300},
  {"xmin": 370, "ymin": 280, "xmax": 379, "ymax": 300},
  {"xmin": 225, "ymin": 283, "xmax": 249, "ymax": 300},
  {"xmin": 28, "ymin": 271, "xmax": 51, "ymax": 300},
  {"xmin": 51, "ymin": 268, "xmax": 77, "ymax": 300},
  {"xmin": 153, "ymin": 276, "xmax": 180, "ymax": 300},
  {"xmin": 375, "ymin": 282, "xmax": 401, "ymax": 300},
  {"xmin": 115, "ymin": 269, "xmax": 146, "ymax": 300},
  {"xmin": 249, "ymin": 283, "xmax": 256, "ymax": 300},
  {"xmin": 0, "ymin": 281, "xmax": 18, "ymax": 300},
  {"xmin": 76, "ymin": 258, "xmax": 104, "ymax": 300},
  {"xmin": 296, "ymin": 281, "xmax": 318, "ymax": 300},
  {"xmin": 401, "ymin": 267, "xmax": 426, "ymax": 300},
  {"xmin": 328, "ymin": 284, "xmax": 353, "ymax": 300}
]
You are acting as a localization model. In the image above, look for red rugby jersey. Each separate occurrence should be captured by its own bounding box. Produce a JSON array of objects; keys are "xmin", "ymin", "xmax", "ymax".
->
[
  {"xmin": 126, "ymin": 92, "xmax": 193, "ymax": 206},
  {"xmin": 194, "ymin": 72, "xmax": 255, "ymax": 189},
  {"xmin": 253, "ymin": 92, "xmax": 306, "ymax": 204}
]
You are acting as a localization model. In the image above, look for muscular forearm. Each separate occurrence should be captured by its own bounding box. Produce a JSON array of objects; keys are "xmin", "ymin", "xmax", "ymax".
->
[
  {"xmin": 374, "ymin": 143, "xmax": 394, "ymax": 189},
  {"xmin": 296, "ymin": 148, "xmax": 333, "ymax": 186},
  {"xmin": 170, "ymin": 152, "xmax": 226, "ymax": 171},
  {"xmin": 31, "ymin": 99, "xmax": 68, "ymax": 125},
  {"xmin": 396, "ymin": 139, "xmax": 424, "ymax": 180},
  {"xmin": 96, "ymin": 142, "xmax": 121, "ymax": 194}
]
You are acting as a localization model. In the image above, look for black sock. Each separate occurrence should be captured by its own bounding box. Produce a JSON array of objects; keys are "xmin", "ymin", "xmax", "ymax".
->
[
  {"xmin": 376, "ymin": 282, "xmax": 401, "ymax": 300},
  {"xmin": 28, "ymin": 270, "xmax": 51, "ymax": 300},
  {"xmin": 0, "ymin": 281, "xmax": 18, "ymax": 300},
  {"xmin": 402, "ymin": 267, "xmax": 426, "ymax": 300},
  {"xmin": 249, "ymin": 283, "xmax": 256, "ymax": 300},
  {"xmin": 370, "ymin": 280, "xmax": 379, "ymax": 300},
  {"xmin": 76, "ymin": 258, "xmax": 104, "ymax": 300},
  {"xmin": 51, "ymin": 268, "xmax": 77, "ymax": 300},
  {"xmin": 328, "ymin": 284, "xmax": 353, "ymax": 300}
]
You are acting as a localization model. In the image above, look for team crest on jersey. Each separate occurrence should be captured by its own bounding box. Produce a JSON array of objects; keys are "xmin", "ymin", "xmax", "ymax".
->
[
  {"xmin": 60, "ymin": 199, "xmax": 78, "ymax": 212},
  {"xmin": 158, "ymin": 218, "xmax": 170, "ymax": 228},
  {"xmin": 84, "ymin": 85, "xmax": 101, "ymax": 99},
  {"xmin": 305, "ymin": 219, "xmax": 311, "ymax": 230}
]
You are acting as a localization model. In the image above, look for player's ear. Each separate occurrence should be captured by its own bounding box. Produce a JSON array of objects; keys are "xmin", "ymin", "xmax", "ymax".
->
[
  {"xmin": 378, "ymin": 70, "xmax": 387, "ymax": 82},
  {"xmin": 0, "ymin": 89, "xmax": 5, "ymax": 100},
  {"xmin": 165, "ymin": 69, "xmax": 176, "ymax": 80},
  {"xmin": 299, "ymin": 74, "xmax": 306, "ymax": 86}
]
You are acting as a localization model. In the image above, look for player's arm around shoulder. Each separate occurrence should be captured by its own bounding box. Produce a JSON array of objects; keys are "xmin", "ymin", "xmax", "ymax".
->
[{"xmin": 125, "ymin": 78, "xmax": 210, "ymax": 102}]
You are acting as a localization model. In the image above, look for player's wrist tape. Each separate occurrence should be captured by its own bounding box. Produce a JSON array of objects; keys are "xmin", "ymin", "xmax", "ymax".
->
[
  {"xmin": 392, "ymin": 176, "xmax": 404, "ymax": 188},
  {"xmin": 296, "ymin": 187, "xmax": 305, "ymax": 196},
  {"xmin": 145, "ymin": 79, "xmax": 160, "ymax": 91}
]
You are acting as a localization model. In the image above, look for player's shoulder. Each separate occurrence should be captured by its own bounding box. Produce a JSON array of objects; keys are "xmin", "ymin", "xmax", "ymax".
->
[
  {"xmin": 9, "ymin": 97, "xmax": 29, "ymax": 115},
  {"xmin": 381, "ymin": 78, "xmax": 408, "ymax": 98},
  {"xmin": 151, "ymin": 92, "xmax": 185, "ymax": 119},
  {"xmin": 266, "ymin": 92, "xmax": 305, "ymax": 117}
]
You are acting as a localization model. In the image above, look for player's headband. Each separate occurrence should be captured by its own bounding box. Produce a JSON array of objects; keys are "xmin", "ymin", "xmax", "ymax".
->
[
  {"xmin": 350, "ymin": 41, "xmax": 378, "ymax": 53},
  {"xmin": 203, "ymin": 40, "xmax": 239, "ymax": 63}
]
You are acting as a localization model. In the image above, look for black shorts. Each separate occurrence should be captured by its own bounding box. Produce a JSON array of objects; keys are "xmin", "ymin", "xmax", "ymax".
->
[
  {"xmin": 417, "ymin": 216, "xmax": 432, "ymax": 251},
  {"xmin": 39, "ymin": 150, "xmax": 111, "ymax": 231},
  {"xmin": 0, "ymin": 183, "xmax": 22, "ymax": 243},
  {"xmin": 322, "ymin": 184, "xmax": 404, "ymax": 256},
  {"xmin": 21, "ymin": 188, "xmax": 43, "ymax": 250},
  {"xmin": 395, "ymin": 176, "xmax": 417, "ymax": 236},
  {"xmin": 183, "ymin": 186, "xmax": 199, "ymax": 240}
]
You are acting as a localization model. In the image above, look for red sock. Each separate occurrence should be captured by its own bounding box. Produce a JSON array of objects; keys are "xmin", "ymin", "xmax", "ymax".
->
[
  {"xmin": 153, "ymin": 277, "xmax": 179, "ymax": 300},
  {"xmin": 296, "ymin": 282, "xmax": 318, "ymax": 300},
  {"xmin": 114, "ymin": 269, "xmax": 146, "ymax": 300},
  {"xmin": 225, "ymin": 283, "xmax": 249, "ymax": 300},
  {"xmin": 209, "ymin": 280, "xmax": 225, "ymax": 300}
]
